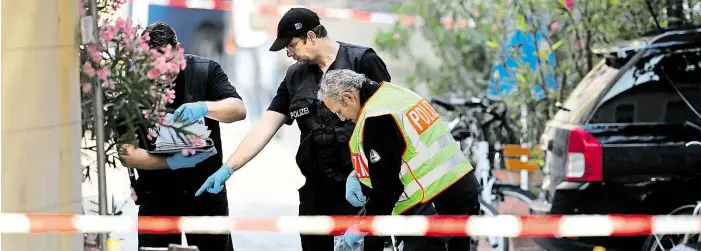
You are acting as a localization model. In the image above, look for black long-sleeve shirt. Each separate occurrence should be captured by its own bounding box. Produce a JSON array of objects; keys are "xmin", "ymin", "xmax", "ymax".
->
[{"xmin": 356, "ymin": 83, "xmax": 407, "ymax": 251}]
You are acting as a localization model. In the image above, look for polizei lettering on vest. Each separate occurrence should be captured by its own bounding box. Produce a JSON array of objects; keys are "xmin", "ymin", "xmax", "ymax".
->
[
  {"xmin": 406, "ymin": 99, "xmax": 441, "ymax": 135},
  {"xmin": 290, "ymin": 107, "xmax": 310, "ymax": 119}
]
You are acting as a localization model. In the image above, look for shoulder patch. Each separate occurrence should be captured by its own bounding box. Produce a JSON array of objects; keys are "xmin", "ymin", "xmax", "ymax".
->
[{"xmin": 369, "ymin": 149, "xmax": 381, "ymax": 163}]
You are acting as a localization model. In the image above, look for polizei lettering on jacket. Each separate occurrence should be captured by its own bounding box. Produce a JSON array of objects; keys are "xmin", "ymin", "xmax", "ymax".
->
[{"xmin": 290, "ymin": 107, "xmax": 310, "ymax": 119}]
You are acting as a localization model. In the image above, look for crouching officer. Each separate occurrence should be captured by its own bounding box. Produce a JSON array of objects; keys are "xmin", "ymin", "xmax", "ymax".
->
[{"xmin": 318, "ymin": 69, "xmax": 483, "ymax": 251}]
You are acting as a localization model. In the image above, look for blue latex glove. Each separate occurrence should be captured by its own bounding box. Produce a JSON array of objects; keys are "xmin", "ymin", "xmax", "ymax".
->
[
  {"xmin": 173, "ymin": 102, "xmax": 208, "ymax": 122},
  {"xmin": 195, "ymin": 165, "xmax": 234, "ymax": 196},
  {"xmin": 166, "ymin": 147, "xmax": 217, "ymax": 170},
  {"xmin": 346, "ymin": 175, "xmax": 367, "ymax": 207},
  {"xmin": 342, "ymin": 224, "xmax": 366, "ymax": 248}
]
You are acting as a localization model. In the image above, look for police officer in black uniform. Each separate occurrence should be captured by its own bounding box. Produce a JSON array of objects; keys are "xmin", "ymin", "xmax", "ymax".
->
[
  {"xmin": 118, "ymin": 22, "xmax": 246, "ymax": 251},
  {"xmin": 196, "ymin": 8, "xmax": 391, "ymax": 251}
]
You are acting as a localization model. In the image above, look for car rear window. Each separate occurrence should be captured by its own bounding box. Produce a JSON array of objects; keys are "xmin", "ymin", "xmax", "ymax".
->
[
  {"xmin": 589, "ymin": 47, "xmax": 701, "ymax": 124},
  {"xmin": 552, "ymin": 60, "xmax": 620, "ymax": 124}
]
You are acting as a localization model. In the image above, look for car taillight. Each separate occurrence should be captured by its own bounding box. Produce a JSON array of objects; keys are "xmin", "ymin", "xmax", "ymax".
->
[{"xmin": 565, "ymin": 127, "xmax": 602, "ymax": 181}]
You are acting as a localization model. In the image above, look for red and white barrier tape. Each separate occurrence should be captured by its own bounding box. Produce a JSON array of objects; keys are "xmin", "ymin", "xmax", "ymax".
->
[
  {"xmin": 2, "ymin": 213, "xmax": 701, "ymax": 237},
  {"xmin": 143, "ymin": 0, "xmax": 473, "ymax": 29}
]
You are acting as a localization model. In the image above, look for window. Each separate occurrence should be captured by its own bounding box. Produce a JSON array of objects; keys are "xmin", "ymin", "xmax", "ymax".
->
[
  {"xmin": 589, "ymin": 48, "xmax": 701, "ymax": 124},
  {"xmin": 553, "ymin": 60, "xmax": 620, "ymax": 124},
  {"xmin": 614, "ymin": 104, "xmax": 635, "ymax": 123}
]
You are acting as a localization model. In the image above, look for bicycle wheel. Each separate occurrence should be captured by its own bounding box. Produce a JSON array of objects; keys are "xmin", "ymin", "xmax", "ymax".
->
[
  {"xmin": 642, "ymin": 204, "xmax": 698, "ymax": 251},
  {"xmin": 478, "ymin": 197, "xmax": 510, "ymax": 251}
]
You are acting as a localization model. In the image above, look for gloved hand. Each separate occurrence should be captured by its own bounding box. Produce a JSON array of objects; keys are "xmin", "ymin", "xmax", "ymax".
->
[
  {"xmin": 195, "ymin": 165, "xmax": 234, "ymax": 196},
  {"xmin": 342, "ymin": 224, "xmax": 366, "ymax": 248},
  {"xmin": 345, "ymin": 175, "xmax": 367, "ymax": 207},
  {"xmin": 166, "ymin": 147, "xmax": 217, "ymax": 170},
  {"xmin": 173, "ymin": 102, "xmax": 208, "ymax": 122}
]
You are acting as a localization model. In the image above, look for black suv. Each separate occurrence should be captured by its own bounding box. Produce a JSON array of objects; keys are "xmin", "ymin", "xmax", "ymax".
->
[{"xmin": 531, "ymin": 28, "xmax": 701, "ymax": 251}]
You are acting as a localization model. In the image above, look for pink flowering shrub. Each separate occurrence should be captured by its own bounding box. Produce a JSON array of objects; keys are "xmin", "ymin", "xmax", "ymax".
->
[{"xmin": 79, "ymin": 0, "xmax": 202, "ymax": 168}]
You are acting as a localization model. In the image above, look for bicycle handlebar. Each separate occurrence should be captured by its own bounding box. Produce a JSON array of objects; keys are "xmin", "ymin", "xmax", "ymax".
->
[{"xmin": 430, "ymin": 97, "xmax": 484, "ymax": 111}]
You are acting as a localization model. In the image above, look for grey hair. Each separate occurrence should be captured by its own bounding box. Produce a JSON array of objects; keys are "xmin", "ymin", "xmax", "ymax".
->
[{"xmin": 317, "ymin": 69, "xmax": 366, "ymax": 101}]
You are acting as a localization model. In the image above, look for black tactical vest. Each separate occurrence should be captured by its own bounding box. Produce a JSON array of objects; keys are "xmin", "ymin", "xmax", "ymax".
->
[{"xmin": 285, "ymin": 42, "xmax": 370, "ymax": 182}]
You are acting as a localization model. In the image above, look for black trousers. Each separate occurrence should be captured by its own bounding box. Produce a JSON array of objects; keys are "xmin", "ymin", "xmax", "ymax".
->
[
  {"xmin": 396, "ymin": 172, "xmax": 482, "ymax": 251},
  {"xmin": 137, "ymin": 190, "xmax": 234, "ymax": 251},
  {"xmin": 298, "ymin": 177, "xmax": 360, "ymax": 251}
]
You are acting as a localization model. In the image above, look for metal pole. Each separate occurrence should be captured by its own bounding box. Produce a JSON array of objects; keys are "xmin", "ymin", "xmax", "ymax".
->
[{"xmin": 87, "ymin": 0, "xmax": 109, "ymax": 250}]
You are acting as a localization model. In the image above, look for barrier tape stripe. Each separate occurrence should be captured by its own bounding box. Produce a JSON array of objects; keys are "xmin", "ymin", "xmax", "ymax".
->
[
  {"xmin": 142, "ymin": 0, "xmax": 474, "ymax": 29},
  {"xmin": 3, "ymin": 213, "xmax": 701, "ymax": 237}
]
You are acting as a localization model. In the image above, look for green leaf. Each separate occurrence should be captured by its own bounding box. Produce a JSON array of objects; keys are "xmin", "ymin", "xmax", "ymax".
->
[
  {"xmin": 486, "ymin": 40, "xmax": 499, "ymax": 48},
  {"xmin": 516, "ymin": 15, "xmax": 528, "ymax": 30},
  {"xmin": 551, "ymin": 40, "xmax": 565, "ymax": 51}
]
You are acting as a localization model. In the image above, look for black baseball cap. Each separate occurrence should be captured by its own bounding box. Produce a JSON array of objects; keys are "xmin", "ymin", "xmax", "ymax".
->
[{"xmin": 269, "ymin": 8, "xmax": 321, "ymax": 51}]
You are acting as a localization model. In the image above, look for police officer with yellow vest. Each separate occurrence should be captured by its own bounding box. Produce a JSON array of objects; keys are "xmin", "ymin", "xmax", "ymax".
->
[{"xmin": 317, "ymin": 69, "xmax": 482, "ymax": 251}]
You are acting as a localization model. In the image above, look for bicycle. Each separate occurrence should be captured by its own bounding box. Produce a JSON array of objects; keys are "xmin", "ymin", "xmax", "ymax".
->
[
  {"xmin": 431, "ymin": 97, "xmax": 538, "ymax": 251},
  {"xmin": 641, "ymin": 141, "xmax": 701, "ymax": 251},
  {"xmin": 431, "ymin": 97, "xmax": 537, "ymax": 208}
]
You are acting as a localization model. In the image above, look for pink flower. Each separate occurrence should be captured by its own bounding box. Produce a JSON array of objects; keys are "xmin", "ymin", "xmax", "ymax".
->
[
  {"xmin": 154, "ymin": 56, "xmax": 169, "ymax": 73},
  {"xmin": 165, "ymin": 88, "xmax": 176, "ymax": 99},
  {"xmin": 139, "ymin": 41, "xmax": 151, "ymax": 52},
  {"xmin": 180, "ymin": 59, "xmax": 187, "ymax": 70},
  {"xmin": 142, "ymin": 109, "xmax": 152, "ymax": 118},
  {"xmin": 96, "ymin": 68, "xmax": 110, "ymax": 80},
  {"xmin": 565, "ymin": 0, "xmax": 574, "ymax": 9},
  {"xmin": 123, "ymin": 36, "xmax": 132, "ymax": 48},
  {"xmin": 550, "ymin": 22, "xmax": 560, "ymax": 31},
  {"xmin": 115, "ymin": 19, "xmax": 127, "ymax": 31},
  {"xmin": 81, "ymin": 83, "xmax": 92, "ymax": 94},
  {"xmin": 121, "ymin": 20, "xmax": 136, "ymax": 42},
  {"xmin": 491, "ymin": 24, "xmax": 498, "ymax": 33},
  {"xmin": 141, "ymin": 33, "xmax": 151, "ymax": 42},
  {"xmin": 392, "ymin": 33, "xmax": 401, "ymax": 40},
  {"xmin": 574, "ymin": 40, "xmax": 582, "ymax": 49},
  {"xmin": 163, "ymin": 44, "xmax": 173, "ymax": 59},
  {"xmin": 473, "ymin": 10, "xmax": 481, "ymax": 17},
  {"xmin": 87, "ymin": 45, "xmax": 102, "ymax": 63},
  {"xmin": 181, "ymin": 148, "xmax": 196, "ymax": 156},
  {"xmin": 100, "ymin": 27, "xmax": 116, "ymax": 41},
  {"xmin": 168, "ymin": 62, "xmax": 180, "ymax": 73},
  {"xmin": 161, "ymin": 89, "xmax": 176, "ymax": 103},
  {"xmin": 82, "ymin": 62, "xmax": 96, "ymax": 77},
  {"xmin": 102, "ymin": 80, "xmax": 116, "ymax": 90},
  {"xmin": 147, "ymin": 69, "xmax": 160, "ymax": 80}
]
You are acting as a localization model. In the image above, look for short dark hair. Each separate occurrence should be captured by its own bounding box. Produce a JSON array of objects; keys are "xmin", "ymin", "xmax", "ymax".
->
[
  {"xmin": 302, "ymin": 25, "xmax": 328, "ymax": 39},
  {"xmin": 143, "ymin": 21, "xmax": 178, "ymax": 49}
]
